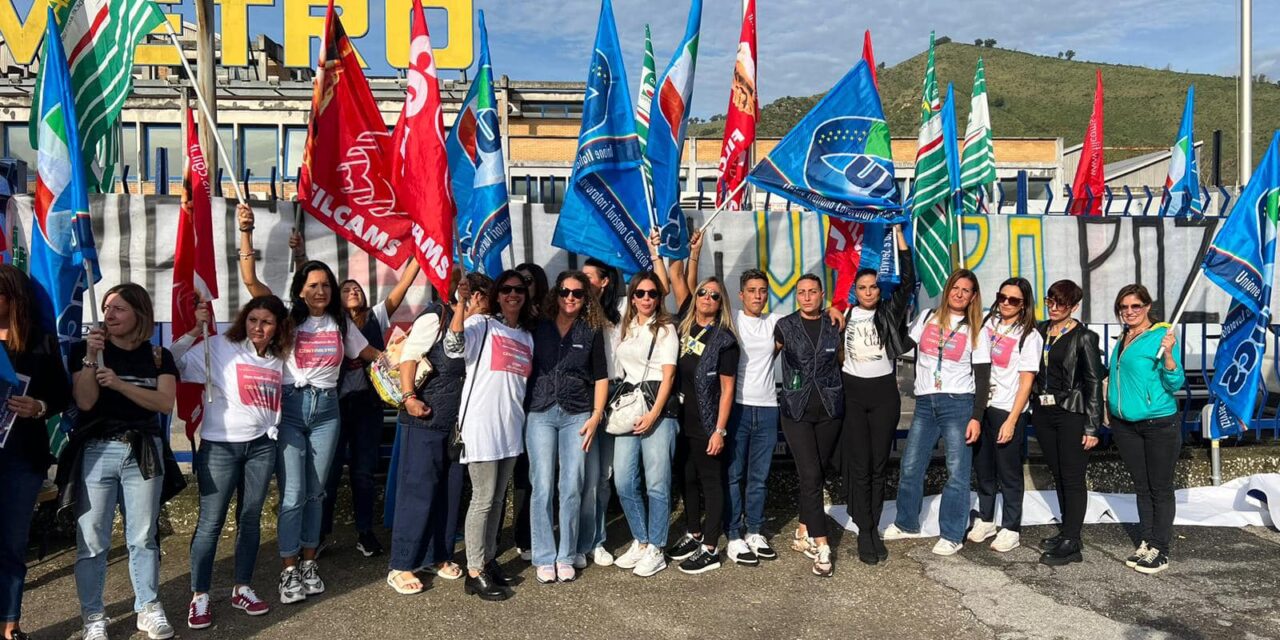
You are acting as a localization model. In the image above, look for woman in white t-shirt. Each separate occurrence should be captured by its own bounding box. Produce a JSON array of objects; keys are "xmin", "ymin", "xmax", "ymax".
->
[
  {"xmin": 967, "ymin": 278, "xmax": 1042, "ymax": 554},
  {"xmin": 446, "ymin": 270, "xmax": 536, "ymax": 602},
  {"xmin": 235, "ymin": 204, "xmax": 380, "ymax": 604},
  {"xmin": 884, "ymin": 269, "xmax": 992, "ymax": 556},
  {"xmin": 176, "ymin": 296, "xmax": 291, "ymax": 628},
  {"xmin": 609, "ymin": 272, "xmax": 679, "ymax": 579}
]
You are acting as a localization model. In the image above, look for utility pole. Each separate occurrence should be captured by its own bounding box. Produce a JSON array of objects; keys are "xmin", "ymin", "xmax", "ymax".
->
[
  {"xmin": 1240, "ymin": 0, "xmax": 1252, "ymax": 184},
  {"xmin": 195, "ymin": 0, "xmax": 219, "ymax": 187}
]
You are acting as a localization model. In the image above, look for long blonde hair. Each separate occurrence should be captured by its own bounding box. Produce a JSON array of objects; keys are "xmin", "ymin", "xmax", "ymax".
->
[
  {"xmin": 620, "ymin": 271, "xmax": 673, "ymax": 341},
  {"xmin": 678, "ymin": 276, "xmax": 736, "ymax": 340},
  {"xmin": 933, "ymin": 269, "xmax": 983, "ymax": 342}
]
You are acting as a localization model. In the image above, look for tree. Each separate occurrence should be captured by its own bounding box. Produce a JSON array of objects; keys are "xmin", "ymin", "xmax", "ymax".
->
[
  {"xmin": 975, "ymin": 38, "xmax": 983, "ymax": 46},
  {"xmin": 1058, "ymin": 52, "xmax": 1064, "ymax": 58},
  {"xmin": 1065, "ymin": 50, "xmax": 1076, "ymax": 60},
  {"xmin": 983, "ymin": 38, "xmax": 996, "ymax": 47}
]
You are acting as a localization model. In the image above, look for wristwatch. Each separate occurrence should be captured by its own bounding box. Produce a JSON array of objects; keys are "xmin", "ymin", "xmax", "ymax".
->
[{"xmin": 714, "ymin": 428, "xmax": 728, "ymax": 437}]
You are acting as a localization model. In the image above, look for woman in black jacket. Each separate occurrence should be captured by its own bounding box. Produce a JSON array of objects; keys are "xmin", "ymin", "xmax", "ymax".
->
[
  {"xmin": 1033, "ymin": 280, "xmax": 1104, "ymax": 566},
  {"xmin": 837, "ymin": 226, "xmax": 913, "ymax": 565},
  {"xmin": 0, "ymin": 266, "xmax": 70, "ymax": 640}
]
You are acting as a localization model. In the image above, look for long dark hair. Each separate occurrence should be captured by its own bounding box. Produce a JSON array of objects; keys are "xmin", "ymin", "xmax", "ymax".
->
[
  {"xmin": 0, "ymin": 264, "xmax": 40, "ymax": 354},
  {"xmin": 620, "ymin": 271, "xmax": 673, "ymax": 341},
  {"xmin": 583, "ymin": 258, "xmax": 621, "ymax": 325},
  {"xmin": 225, "ymin": 296, "xmax": 293, "ymax": 358},
  {"xmin": 544, "ymin": 270, "xmax": 607, "ymax": 332},
  {"xmin": 983, "ymin": 277, "xmax": 1036, "ymax": 341},
  {"xmin": 289, "ymin": 261, "xmax": 346, "ymax": 339},
  {"xmin": 489, "ymin": 269, "xmax": 538, "ymax": 331},
  {"xmin": 516, "ymin": 263, "xmax": 549, "ymax": 307}
]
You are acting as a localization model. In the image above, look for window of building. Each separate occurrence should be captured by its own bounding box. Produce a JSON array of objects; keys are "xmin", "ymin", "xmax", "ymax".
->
[
  {"xmin": 241, "ymin": 126, "xmax": 278, "ymax": 182},
  {"xmin": 283, "ymin": 126, "xmax": 307, "ymax": 180},
  {"xmin": 521, "ymin": 102, "xmax": 583, "ymax": 118},
  {"xmin": 510, "ymin": 175, "xmax": 532, "ymax": 201},
  {"xmin": 120, "ymin": 123, "xmax": 139, "ymax": 186},
  {"xmin": 540, "ymin": 176, "xmax": 566, "ymax": 213},
  {"xmin": 143, "ymin": 125, "xmax": 182, "ymax": 181},
  {"xmin": 2, "ymin": 123, "xmax": 35, "ymax": 168}
]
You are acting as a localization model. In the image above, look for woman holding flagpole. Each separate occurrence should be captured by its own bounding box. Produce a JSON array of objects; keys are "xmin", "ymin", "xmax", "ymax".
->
[
  {"xmin": 0, "ymin": 266, "xmax": 70, "ymax": 640},
  {"xmin": 236, "ymin": 203, "xmax": 381, "ymax": 605}
]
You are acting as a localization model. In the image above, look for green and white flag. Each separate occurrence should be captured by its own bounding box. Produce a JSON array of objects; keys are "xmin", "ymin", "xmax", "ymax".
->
[
  {"xmin": 960, "ymin": 58, "xmax": 997, "ymax": 214},
  {"xmin": 31, "ymin": 0, "xmax": 166, "ymax": 192},
  {"xmin": 635, "ymin": 24, "xmax": 657, "ymax": 225},
  {"xmin": 911, "ymin": 32, "xmax": 951, "ymax": 296}
]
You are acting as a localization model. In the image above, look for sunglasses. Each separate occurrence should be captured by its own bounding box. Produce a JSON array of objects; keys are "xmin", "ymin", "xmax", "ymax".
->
[
  {"xmin": 1118, "ymin": 303, "xmax": 1148, "ymax": 313},
  {"xmin": 558, "ymin": 288, "xmax": 586, "ymax": 300},
  {"xmin": 996, "ymin": 293, "xmax": 1023, "ymax": 307},
  {"xmin": 633, "ymin": 289, "xmax": 661, "ymax": 300},
  {"xmin": 498, "ymin": 285, "xmax": 528, "ymax": 296},
  {"xmin": 1045, "ymin": 297, "xmax": 1070, "ymax": 309},
  {"xmin": 696, "ymin": 288, "xmax": 721, "ymax": 301}
]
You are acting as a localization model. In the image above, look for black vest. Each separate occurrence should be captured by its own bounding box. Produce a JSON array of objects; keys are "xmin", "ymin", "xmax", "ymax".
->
[
  {"xmin": 398, "ymin": 303, "xmax": 464, "ymax": 431},
  {"xmin": 528, "ymin": 317, "xmax": 603, "ymax": 415},
  {"xmin": 776, "ymin": 312, "xmax": 844, "ymax": 421},
  {"xmin": 685, "ymin": 324, "xmax": 739, "ymax": 435}
]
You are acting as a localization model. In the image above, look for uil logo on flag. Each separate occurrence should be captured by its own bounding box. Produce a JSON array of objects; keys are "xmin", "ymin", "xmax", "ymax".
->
[
  {"xmin": 455, "ymin": 105, "xmax": 503, "ymax": 188},
  {"xmin": 805, "ymin": 116, "xmax": 897, "ymax": 202}
]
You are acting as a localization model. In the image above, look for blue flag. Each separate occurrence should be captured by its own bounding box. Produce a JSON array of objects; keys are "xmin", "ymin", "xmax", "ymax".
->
[
  {"xmin": 552, "ymin": 0, "xmax": 652, "ymax": 274},
  {"xmin": 853, "ymin": 222, "xmax": 899, "ymax": 295},
  {"xmin": 942, "ymin": 83, "xmax": 963, "ymax": 197},
  {"xmin": 446, "ymin": 11, "xmax": 509, "ymax": 277},
  {"xmin": 648, "ymin": 0, "xmax": 702, "ymax": 260},
  {"xmin": 1204, "ymin": 132, "xmax": 1280, "ymax": 438},
  {"xmin": 31, "ymin": 8, "xmax": 101, "ymax": 358},
  {"xmin": 1159, "ymin": 86, "xmax": 1204, "ymax": 217},
  {"xmin": 748, "ymin": 60, "xmax": 904, "ymax": 223}
]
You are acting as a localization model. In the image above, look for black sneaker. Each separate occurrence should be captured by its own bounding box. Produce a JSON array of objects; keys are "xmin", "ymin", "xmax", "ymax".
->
[
  {"xmin": 678, "ymin": 547, "xmax": 722, "ymax": 575},
  {"xmin": 356, "ymin": 531, "xmax": 384, "ymax": 557},
  {"xmin": 667, "ymin": 533, "xmax": 703, "ymax": 561},
  {"xmin": 1038, "ymin": 534, "xmax": 1062, "ymax": 551},
  {"xmin": 1134, "ymin": 549, "xmax": 1169, "ymax": 575},
  {"xmin": 1125, "ymin": 541, "xmax": 1150, "ymax": 568},
  {"xmin": 745, "ymin": 533, "xmax": 778, "ymax": 561}
]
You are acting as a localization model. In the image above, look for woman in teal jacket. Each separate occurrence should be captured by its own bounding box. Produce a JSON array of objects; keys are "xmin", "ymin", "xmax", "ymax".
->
[{"xmin": 1106, "ymin": 284, "xmax": 1184, "ymax": 576}]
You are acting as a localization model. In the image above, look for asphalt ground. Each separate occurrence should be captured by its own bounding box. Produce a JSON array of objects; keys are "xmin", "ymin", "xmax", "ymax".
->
[{"xmin": 16, "ymin": 481, "xmax": 1280, "ymax": 640}]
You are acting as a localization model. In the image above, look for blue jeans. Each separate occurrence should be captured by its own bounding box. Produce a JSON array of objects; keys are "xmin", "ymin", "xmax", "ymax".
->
[
  {"xmin": 277, "ymin": 386, "xmax": 341, "ymax": 558},
  {"xmin": 893, "ymin": 393, "xmax": 975, "ymax": 543},
  {"xmin": 389, "ymin": 421, "xmax": 464, "ymax": 572},
  {"xmin": 74, "ymin": 438, "xmax": 164, "ymax": 620},
  {"xmin": 0, "ymin": 449, "xmax": 44, "ymax": 623},
  {"xmin": 724, "ymin": 403, "xmax": 779, "ymax": 540},
  {"xmin": 324, "ymin": 389, "xmax": 383, "ymax": 536},
  {"xmin": 612, "ymin": 418, "xmax": 677, "ymax": 548},
  {"xmin": 190, "ymin": 435, "xmax": 276, "ymax": 593},
  {"xmin": 526, "ymin": 407, "xmax": 589, "ymax": 567},
  {"xmin": 579, "ymin": 431, "xmax": 614, "ymax": 553}
]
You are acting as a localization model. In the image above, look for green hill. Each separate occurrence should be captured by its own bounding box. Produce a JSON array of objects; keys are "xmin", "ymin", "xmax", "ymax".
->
[{"xmin": 690, "ymin": 42, "xmax": 1280, "ymax": 185}]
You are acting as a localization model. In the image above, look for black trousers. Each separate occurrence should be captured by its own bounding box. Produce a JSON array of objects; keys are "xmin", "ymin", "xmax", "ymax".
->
[
  {"xmin": 840, "ymin": 373, "xmax": 900, "ymax": 537},
  {"xmin": 782, "ymin": 415, "xmax": 842, "ymax": 539},
  {"xmin": 677, "ymin": 433, "xmax": 725, "ymax": 545},
  {"xmin": 1035, "ymin": 405, "xmax": 1089, "ymax": 540},
  {"xmin": 513, "ymin": 452, "xmax": 533, "ymax": 550},
  {"xmin": 974, "ymin": 407, "xmax": 1027, "ymax": 531},
  {"xmin": 1111, "ymin": 416, "xmax": 1181, "ymax": 554}
]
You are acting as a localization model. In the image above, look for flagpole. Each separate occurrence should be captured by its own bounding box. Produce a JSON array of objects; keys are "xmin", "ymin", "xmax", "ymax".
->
[
  {"xmin": 696, "ymin": 181, "xmax": 748, "ymax": 233},
  {"xmin": 161, "ymin": 21, "xmax": 246, "ymax": 204},
  {"xmin": 1240, "ymin": 0, "xmax": 1253, "ymax": 184},
  {"xmin": 82, "ymin": 260, "xmax": 103, "ymax": 367},
  {"xmin": 1157, "ymin": 267, "xmax": 1205, "ymax": 359}
]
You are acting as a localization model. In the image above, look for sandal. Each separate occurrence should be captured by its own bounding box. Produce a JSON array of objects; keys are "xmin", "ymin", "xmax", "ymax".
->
[
  {"xmin": 791, "ymin": 529, "xmax": 818, "ymax": 559},
  {"xmin": 424, "ymin": 562, "xmax": 463, "ymax": 580},
  {"xmin": 812, "ymin": 545, "xmax": 834, "ymax": 578},
  {"xmin": 386, "ymin": 570, "xmax": 425, "ymax": 595}
]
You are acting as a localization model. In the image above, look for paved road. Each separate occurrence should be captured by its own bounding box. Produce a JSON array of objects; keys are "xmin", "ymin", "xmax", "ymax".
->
[{"xmin": 18, "ymin": 509, "xmax": 1280, "ymax": 640}]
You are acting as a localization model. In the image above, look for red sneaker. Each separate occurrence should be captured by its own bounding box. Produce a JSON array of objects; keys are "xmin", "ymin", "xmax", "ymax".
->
[
  {"xmin": 188, "ymin": 594, "xmax": 212, "ymax": 630},
  {"xmin": 230, "ymin": 586, "xmax": 271, "ymax": 616}
]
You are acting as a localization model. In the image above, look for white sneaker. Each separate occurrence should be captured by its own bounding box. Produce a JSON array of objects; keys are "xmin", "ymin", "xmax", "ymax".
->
[
  {"xmin": 278, "ymin": 566, "xmax": 306, "ymax": 604},
  {"xmin": 518, "ymin": 547, "xmax": 532, "ymax": 562},
  {"xmin": 990, "ymin": 529, "xmax": 1021, "ymax": 553},
  {"xmin": 136, "ymin": 602, "xmax": 175, "ymax": 640},
  {"xmin": 726, "ymin": 539, "xmax": 759, "ymax": 566},
  {"xmin": 931, "ymin": 539, "xmax": 964, "ymax": 556},
  {"xmin": 882, "ymin": 524, "xmax": 924, "ymax": 541},
  {"xmin": 633, "ymin": 545, "xmax": 668, "ymax": 577},
  {"xmin": 570, "ymin": 553, "xmax": 588, "ymax": 570},
  {"xmin": 299, "ymin": 560, "xmax": 325, "ymax": 595},
  {"xmin": 84, "ymin": 613, "xmax": 110, "ymax": 640},
  {"xmin": 614, "ymin": 541, "xmax": 647, "ymax": 570},
  {"xmin": 967, "ymin": 519, "xmax": 998, "ymax": 543},
  {"xmin": 592, "ymin": 546, "xmax": 615, "ymax": 567}
]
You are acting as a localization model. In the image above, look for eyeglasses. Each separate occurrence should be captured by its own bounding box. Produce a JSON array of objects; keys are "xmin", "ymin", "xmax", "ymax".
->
[
  {"xmin": 498, "ymin": 285, "xmax": 528, "ymax": 296},
  {"xmin": 696, "ymin": 288, "xmax": 721, "ymax": 301},
  {"xmin": 558, "ymin": 288, "xmax": 586, "ymax": 300},
  {"xmin": 996, "ymin": 293, "xmax": 1023, "ymax": 307},
  {"xmin": 1118, "ymin": 302, "xmax": 1148, "ymax": 313},
  {"xmin": 1045, "ymin": 297, "xmax": 1070, "ymax": 310},
  {"xmin": 633, "ymin": 289, "xmax": 661, "ymax": 300}
]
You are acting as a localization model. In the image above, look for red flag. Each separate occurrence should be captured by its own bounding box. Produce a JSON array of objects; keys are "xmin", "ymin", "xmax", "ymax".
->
[
  {"xmin": 298, "ymin": 0, "xmax": 415, "ymax": 268},
  {"xmin": 390, "ymin": 0, "xmax": 454, "ymax": 293},
  {"xmin": 174, "ymin": 107, "xmax": 219, "ymax": 441},
  {"xmin": 1069, "ymin": 70, "xmax": 1106, "ymax": 215},
  {"xmin": 714, "ymin": 0, "xmax": 756, "ymax": 211},
  {"xmin": 824, "ymin": 30, "xmax": 877, "ymax": 310}
]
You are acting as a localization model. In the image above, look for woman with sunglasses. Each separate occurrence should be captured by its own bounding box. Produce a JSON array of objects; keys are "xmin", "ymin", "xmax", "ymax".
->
[
  {"xmin": 885, "ymin": 269, "xmax": 991, "ymax": 556},
  {"xmin": 1108, "ymin": 284, "xmax": 1183, "ymax": 575},
  {"xmin": 838, "ymin": 226, "xmax": 912, "ymax": 565},
  {"xmin": 446, "ymin": 271, "xmax": 535, "ymax": 600},
  {"xmin": 512, "ymin": 263, "xmax": 551, "ymax": 562},
  {"xmin": 610, "ymin": 265, "xmax": 679, "ymax": 579},
  {"xmin": 661, "ymin": 232, "xmax": 740, "ymax": 574},
  {"xmin": 525, "ymin": 271, "xmax": 610, "ymax": 584},
  {"xmin": 579, "ymin": 258, "xmax": 623, "ymax": 568},
  {"xmin": 968, "ymin": 278, "xmax": 1042, "ymax": 555},
  {"xmin": 1033, "ymin": 280, "xmax": 1104, "ymax": 566}
]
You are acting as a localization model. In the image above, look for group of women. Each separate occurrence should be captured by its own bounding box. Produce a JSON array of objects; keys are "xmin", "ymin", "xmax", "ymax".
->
[{"xmin": 0, "ymin": 204, "xmax": 1187, "ymax": 640}]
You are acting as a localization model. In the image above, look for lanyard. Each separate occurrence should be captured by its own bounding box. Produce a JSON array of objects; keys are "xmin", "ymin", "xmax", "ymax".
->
[
  {"xmin": 682, "ymin": 324, "xmax": 711, "ymax": 357},
  {"xmin": 1042, "ymin": 321, "xmax": 1074, "ymax": 367},
  {"xmin": 935, "ymin": 324, "xmax": 960, "ymax": 374}
]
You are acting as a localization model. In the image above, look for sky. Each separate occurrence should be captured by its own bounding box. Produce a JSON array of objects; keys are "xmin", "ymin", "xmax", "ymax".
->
[{"xmin": 14, "ymin": 0, "xmax": 1280, "ymax": 118}]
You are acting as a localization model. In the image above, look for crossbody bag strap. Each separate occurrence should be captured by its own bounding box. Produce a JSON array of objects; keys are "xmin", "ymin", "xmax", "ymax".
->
[{"xmin": 456, "ymin": 318, "xmax": 491, "ymax": 429}]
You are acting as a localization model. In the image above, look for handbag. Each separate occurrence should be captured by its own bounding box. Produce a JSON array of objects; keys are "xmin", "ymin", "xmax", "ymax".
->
[
  {"xmin": 605, "ymin": 331, "xmax": 657, "ymax": 436},
  {"xmin": 451, "ymin": 318, "xmax": 490, "ymax": 459}
]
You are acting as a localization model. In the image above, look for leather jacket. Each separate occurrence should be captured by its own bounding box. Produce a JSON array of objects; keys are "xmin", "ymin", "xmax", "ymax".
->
[
  {"xmin": 871, "ymin": 248, "xmax": 916, "ymax": 361},
  {"xmin": 1033, "ymin": 321, "xmax": 1105, "ymax": 436}
]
